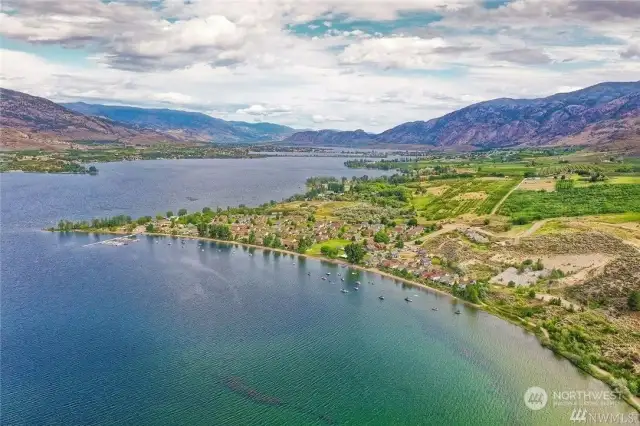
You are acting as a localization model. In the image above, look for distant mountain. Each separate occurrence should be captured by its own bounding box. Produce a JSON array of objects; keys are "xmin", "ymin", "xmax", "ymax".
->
[
  {"xmin": 62, "ymin": 102, "xmax": 295, "ymax": 143},
  {"xmin": 284, "ymin": 81, "xmax": 640, "ymax": 149},
  {"xmin": 285, "ymin": 129, "xmax": 374, "ymax": 146},
  {"xmin": 0, "ymin": 88, "xmax": 175, "ymax": 150}
]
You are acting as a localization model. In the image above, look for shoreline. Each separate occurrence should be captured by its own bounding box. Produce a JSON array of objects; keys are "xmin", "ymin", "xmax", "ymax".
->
[{"xmin": 55, "ymin": 228, "xmax": 640, "ymax": 412}]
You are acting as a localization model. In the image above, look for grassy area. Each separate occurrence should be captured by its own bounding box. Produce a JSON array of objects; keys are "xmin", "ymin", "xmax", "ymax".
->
[
  {"xmin": 534, "ymin": 220, "xmax": 571, "ymax": 235},
  {"xmin": 413, "ymin": 178, "xmax": 519, "ymax": 220},
  {"xmin": 307, "ymin": 239, "xmax": 351, "ymax": 256},
  {"xmin": 588, "ymin": 212, "xmax": 640, "ymax": 224},
  {"xmin": 499, "ymin": 184, "xmax": 640, "ymax": 222}
]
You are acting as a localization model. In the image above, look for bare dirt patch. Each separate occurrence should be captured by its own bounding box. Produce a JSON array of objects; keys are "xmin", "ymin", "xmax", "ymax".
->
[
  {"xmin": 426, "ymin": 185, "xmax": 449, "ymax": 196},
  {"xmin": 519, "ymin": 178, "xmax": 556, "ymax": 192}
]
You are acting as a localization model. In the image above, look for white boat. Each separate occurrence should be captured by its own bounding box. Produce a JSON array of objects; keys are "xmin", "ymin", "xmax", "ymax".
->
[{"xmin": 340, "ymin": 289, "xmax": 349, "ymax": 293}]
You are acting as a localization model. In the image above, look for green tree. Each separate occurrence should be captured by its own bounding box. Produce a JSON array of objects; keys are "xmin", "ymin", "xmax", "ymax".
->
[
  {"xmin": 344, "ymin": 243, "xmax": 366, "ymax": 264},
  {"xmin": 178, "ymin": 208, "xmax": 188, "ymax": 216},
  {"xmin": 374, "ymin": 230, "xmax": 390, "ymax": 244},
  {"xmin": 297, "ymin": 236, "xmax": 313, "ymax": 253},
  {"xmin": 394, "ymin": 240, "xmax": 404, "ymax": 249},
  {"xmin": 248, "ymin": 230, "xmax": 256, "ymax": 244},
  {"xmin": 145, "ymin": 223, "xmax": 155, "ymax": 232},
  {"xmin": 166, "ymin": 211, "xmax": 174, "ymax": 218},
  {"xmin": 407, "ymin": 217, "xmax": 418, "ymax": 227},
  {"xmin": 88, "ymin": 165, "xmax": 98, "ymax": 175},
  {"xmin": 202, "ymin": 207, "xmax": 212, "ymax": 214},
  {"xmin": 210, "ymin": 224, "xmax": 231, "ymax": 240},
  {"xmin": 628, "ymin": 291, "xmax": 640, "ymax": 311},
  {"xmin": 465, "ymin": 286, "xmax": 480, "ymax": 304},
  {"xmin": 320, "ymin": 245, "xmax": 339, "ymax": 258}
]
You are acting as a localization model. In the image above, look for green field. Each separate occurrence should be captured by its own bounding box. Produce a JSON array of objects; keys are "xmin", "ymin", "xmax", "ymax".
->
[
  {"xmin": 499, "ymin": 184, "xmax": 640, "ymax": 222},
  {"xmin": 412, "ymin": 178, "xmax": 519, "ymax": 220},
  {"xmin": 307, "ymin": 239, "xmax": 351, "ymax": 256}
]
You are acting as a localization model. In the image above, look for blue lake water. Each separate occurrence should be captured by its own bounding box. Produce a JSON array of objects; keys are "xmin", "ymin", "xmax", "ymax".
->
[{"xmin": 1, "ymin": 157, "xmax": 635, "ymax": 425}]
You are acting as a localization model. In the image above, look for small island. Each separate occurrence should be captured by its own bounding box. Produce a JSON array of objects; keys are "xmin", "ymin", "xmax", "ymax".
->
[{"xmin": 50, "ymin": 148, "xmax": 640, "ymax": 410}]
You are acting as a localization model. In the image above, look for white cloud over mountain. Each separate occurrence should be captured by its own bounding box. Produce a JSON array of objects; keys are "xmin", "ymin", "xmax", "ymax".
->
[{"xmin": 1, "ymin": 0, "xmax": 638, "ymax": 131}]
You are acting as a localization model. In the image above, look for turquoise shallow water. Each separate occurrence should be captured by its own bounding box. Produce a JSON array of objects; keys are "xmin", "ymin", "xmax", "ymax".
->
[{"xmin": 1, "ymin": 158, "xmax": 635, "ymax": 425}]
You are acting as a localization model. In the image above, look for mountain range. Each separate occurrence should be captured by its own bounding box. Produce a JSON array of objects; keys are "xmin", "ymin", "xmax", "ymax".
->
[
  {"xmin": 1, "ymin": 81, "xmax": 638, "ymax": 151},
  {"xmin": 62, "ymin": 102, "xmax": 295, "ymax": 143},
  {"xmin": 0, "ymin": 88, "xmax": 295, "ymax": 150},
  {"xmin": 285, "ymin": 81, "xmax": 640, "ymax": 150}
]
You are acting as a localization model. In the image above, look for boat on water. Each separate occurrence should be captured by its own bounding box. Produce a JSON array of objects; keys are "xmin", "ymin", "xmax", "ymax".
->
[
  {"xmin": 354, "ymin": 287, "xmax": 359, "ymax": 291},
  {"xmin": 326, "ymin": 272, "xmax": 331, "ymax": 276},
  {"xmin": 432, "ymin": 307, "xmax": 438, "ymax": 311},
  {"xmin": 355, "ymin": 281, "xmax": 361, "ymax": 285},
  {"xmin": 378, "ymin": 295, "xmax": 385, "ymax": 300},
  {"xmin": 404, "ymin": 297, "xmax": 413, "ymax": 302},
  {"xmin": 340, "ymin": 289, "xmax": 349, "ymax": 293},
  {"xmin": 455, "ymin": 310, "xmax": 461, "ymax": 314},
  {"xmin": 341, "ymin": 278, "xmax": 344, "ymax": 281},
  {"xmin": 322, "ymin": 277, "xmax": 327, "ymax": 281}
]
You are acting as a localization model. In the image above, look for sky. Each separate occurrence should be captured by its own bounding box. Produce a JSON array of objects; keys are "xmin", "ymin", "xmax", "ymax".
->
[{"xmin": 1, "ymin": 0, "xmax": 639, "ymax": 131}]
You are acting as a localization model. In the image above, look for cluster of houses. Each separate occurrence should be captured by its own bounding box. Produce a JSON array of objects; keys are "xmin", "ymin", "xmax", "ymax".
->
[{"xmin": 155, "ymin": 212, "xmax": 469, "ymax": 286}]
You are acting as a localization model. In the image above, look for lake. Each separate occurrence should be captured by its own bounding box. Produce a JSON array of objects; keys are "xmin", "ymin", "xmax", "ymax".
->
[{"xmin": 1, "ymin": 157, "xmax": 635, "ymax": 425}]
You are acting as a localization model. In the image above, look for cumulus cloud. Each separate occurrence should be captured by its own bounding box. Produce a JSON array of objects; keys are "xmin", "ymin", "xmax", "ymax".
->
[
  {"xmin": 312, "ymin": 114, "xmax": 346, "ymax": 123},
  {"xmin": 338, "ymin": 36, "xmax": 452, "ymax": 69},
  {"xmin": 236, "ymin": 104, "xmax": 292, "ymax": 116},
  {"xmin": 620, "ymin": 45, "xmax": 640, "ymax": 59},
  {"xmin": 1, "ymin": 0, "xmax": 639, "ymax": 132}
]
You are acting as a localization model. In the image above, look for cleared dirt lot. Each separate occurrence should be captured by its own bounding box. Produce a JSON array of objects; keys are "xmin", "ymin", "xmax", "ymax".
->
[{"xmin": 519, "ymin": 178, "xmax": 556, "ymax": 191}]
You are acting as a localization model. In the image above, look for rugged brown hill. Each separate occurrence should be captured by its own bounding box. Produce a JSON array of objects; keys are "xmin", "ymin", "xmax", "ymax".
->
[
  {"xmin": 285, "ymin": 81, "xmax": 640, "ymax": 149},
  {"xmin": 0, "ymin": 88, "xmax": 177, "ymax": 149}
]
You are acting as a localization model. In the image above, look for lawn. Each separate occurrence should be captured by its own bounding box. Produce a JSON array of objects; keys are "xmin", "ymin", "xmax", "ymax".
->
[
  {"xmin": 499, "ymin": 184, "xmax": 640, "ymax": 222},
  {"xmin": 307, "ymin": 239, "xmax": 351, "ymax": 256}
]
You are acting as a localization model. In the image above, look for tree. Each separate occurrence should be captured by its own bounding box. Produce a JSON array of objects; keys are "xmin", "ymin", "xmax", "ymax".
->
[
  {"xmin": 528, "ymin": 289, "xmax": 536, "ymax": 299},
  {"xmin": 178, "ymin": 208, "xmax": 188, "ymax": 216},
  {"xmin": 628, "ymin": 291, "xmax": 640, "ymax": 311},
  {"xmin": 248, "ymin": 230, "xmax": 256, "ymax": 244},
  {"xmin": 466, "ymin": 286, "xmax": 480, "ymax": 304},
  {"xmin": 344, "ymin": 243, "xmax": 366, "ymax": 264},
  {"xmin": 156, "ymin": 214, "xmax": 164, "ymax": 221},
  {"xmin": 374, "ymin": 231, "xmax": 390, "ymax": 244},
  {"xmin": 297, "ymin": 236, "xmax": 313, "ymax": 253},
  {"xmin": 320, "ymin": 245, "xmax": 339, "ymax": 258},
  {"xmin": 407, "ymin": 217, "xmax": 418, "ymax": 227},
  {"xmin": 145, "ymin": 223, "xmax": 155, "ymax": 232},
  {"xmin": 88, "ymin": 165, "xmax": 98, "ymax": 175},
  {"xmin": 166, "ymin": 211, "xmax": 174, "ymax": 218},
  {"xmin": 210, "ymin": 224, "xmax": 231, "ymax": 240},
  {"xmin": 202, "ymin": 207, "xmax": 212, "ymax": 214},
  {"xmin": 394, "ymin": 240, "xmax": 404, "ymax": 249}
]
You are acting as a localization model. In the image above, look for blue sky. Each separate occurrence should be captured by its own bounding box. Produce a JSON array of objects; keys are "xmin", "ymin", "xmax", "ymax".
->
[{"xmin": 1, "ymin": 0, "xmax": 638, "ymax": 131}]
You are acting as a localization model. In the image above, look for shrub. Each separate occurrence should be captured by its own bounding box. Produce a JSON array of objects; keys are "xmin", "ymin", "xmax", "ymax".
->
[{"xmin": 628, "ymin": 291, "xmax": 640, "ymax": 311}]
